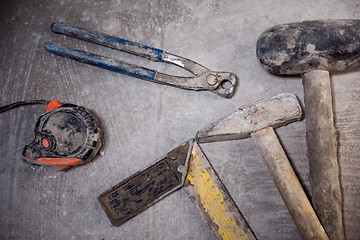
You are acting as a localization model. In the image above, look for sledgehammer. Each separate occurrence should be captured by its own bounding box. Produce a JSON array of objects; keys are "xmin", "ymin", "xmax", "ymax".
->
[
  {"xmin": 255, "ymin": 19, "xmax": 360, "ymax": 239},
  {"xmin": 196, "ymin": 93, "xmax": 329, "ymax": 240}
]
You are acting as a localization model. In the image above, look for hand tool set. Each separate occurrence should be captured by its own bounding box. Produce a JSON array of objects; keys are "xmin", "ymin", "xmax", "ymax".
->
[{"xmin": 4, "ymin": 19, "xmax": 358, "ymax": 239}]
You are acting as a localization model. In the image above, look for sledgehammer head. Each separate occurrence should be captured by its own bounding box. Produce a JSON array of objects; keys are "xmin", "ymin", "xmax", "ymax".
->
[
  {"xmin": 256, "ymin": 19, "xmax": 360, "ymax": 75},
  {"xmin": 196, "ymin": 93, "xmax": 302, "ymax": 143}
]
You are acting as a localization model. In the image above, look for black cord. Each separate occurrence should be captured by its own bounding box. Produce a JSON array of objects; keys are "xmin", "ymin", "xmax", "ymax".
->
[{"xmin": 0, "ymin": 100, "xmax": 49, "ymax": 113}]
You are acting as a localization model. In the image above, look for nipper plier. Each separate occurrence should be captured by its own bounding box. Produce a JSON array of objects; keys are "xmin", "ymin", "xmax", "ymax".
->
[{"xmin": 44, "ymin": 23, "xmax": 238, "ymax": 98}]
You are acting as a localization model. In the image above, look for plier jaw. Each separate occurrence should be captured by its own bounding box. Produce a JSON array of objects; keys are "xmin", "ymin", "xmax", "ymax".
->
[
  {"xmin": 154, "ymin": 71, "xmax": 238, "ymax": 98},
  {"xmin": 206, "ymin": 72, "xmax": 238, "ymax": 99},
  {"xmin": 45, "ymin": 23, "xmax": 238, "ymax": 98}
]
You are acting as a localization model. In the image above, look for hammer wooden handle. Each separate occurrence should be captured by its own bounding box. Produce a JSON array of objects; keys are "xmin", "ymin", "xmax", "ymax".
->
[
  {"xmin": 302, "ymin": 70, "xmax": 344, "ymax": 240},
  {"xmin": 251, "ymin": 127, "xmax": 329, "ymax": 240}
]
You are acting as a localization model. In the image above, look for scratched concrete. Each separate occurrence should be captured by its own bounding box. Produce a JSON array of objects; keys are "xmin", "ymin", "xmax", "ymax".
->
[{"xmin": 0, "ymin": 0, "xmax": 359, "ymax": 239}]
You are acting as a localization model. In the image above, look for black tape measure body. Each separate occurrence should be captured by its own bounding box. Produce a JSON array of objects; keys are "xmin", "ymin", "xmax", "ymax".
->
[{"xmin": 22, "ymin": 101, "xmax": 102, "ymax": 170}]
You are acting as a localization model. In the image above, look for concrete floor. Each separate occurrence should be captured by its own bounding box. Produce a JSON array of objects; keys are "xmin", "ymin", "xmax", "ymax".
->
[{"xmin": 1, "ymin": 0, "xmax": 359, "ymax": 239}]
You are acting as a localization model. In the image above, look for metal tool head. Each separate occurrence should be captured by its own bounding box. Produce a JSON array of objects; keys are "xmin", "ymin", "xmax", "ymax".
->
[
  {"xmin": 157, "ymin": 71, "xmax": 238, "ymax": 98},
  {"xmin": 210, "ymin": 72, "xmax": 238, "ymax": 99},
  {"xmin": 256, "ymin": 19, "xmax": 360, "ymax": 75},
  {"xmin": 196, "ymin": 93, "xmax": 302, "ymax": 143}
]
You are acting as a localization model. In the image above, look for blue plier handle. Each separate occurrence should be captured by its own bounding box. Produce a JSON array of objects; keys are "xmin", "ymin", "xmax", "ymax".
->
[{"xmin": 44, "ymin": 23, "xmax": 237, "ymax": 98}]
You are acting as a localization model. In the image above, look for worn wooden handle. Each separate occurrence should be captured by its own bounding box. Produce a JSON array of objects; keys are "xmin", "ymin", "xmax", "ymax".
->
[
  {"xmin": 302, "ymin": 70, "xmax": 344, "ymax": 240},
  {"xmin": 251, "ymin": 127, "xmax": 329, "ymax": 240}
]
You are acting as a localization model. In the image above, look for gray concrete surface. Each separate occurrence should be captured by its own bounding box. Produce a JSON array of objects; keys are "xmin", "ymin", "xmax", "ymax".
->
[{"xmin": 1, "ymin": 0, "xmax": 359, "ymax": 239}]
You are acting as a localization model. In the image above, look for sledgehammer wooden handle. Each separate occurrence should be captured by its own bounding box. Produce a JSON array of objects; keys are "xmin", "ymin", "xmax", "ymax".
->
[
  {"xmin": 302, "ymin": 70, "xmax": 343, "ymax": 239},
  {"xmin": 251, "ymin": 127, "xmax": 329, "ymax": 240}
]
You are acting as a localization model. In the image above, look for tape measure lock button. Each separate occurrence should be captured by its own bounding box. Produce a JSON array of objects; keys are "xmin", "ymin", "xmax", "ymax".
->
[{"xmin": 41, "ymin": 137, "xmax": 51, "ymax": 149}]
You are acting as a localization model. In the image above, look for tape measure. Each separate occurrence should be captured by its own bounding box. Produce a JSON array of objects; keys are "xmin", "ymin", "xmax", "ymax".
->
[{"xmin": 22, "ymin": 100, "xmax": 102, "ymax": 171}]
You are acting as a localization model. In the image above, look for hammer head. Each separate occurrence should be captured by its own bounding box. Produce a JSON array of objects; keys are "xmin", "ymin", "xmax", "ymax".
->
[
  {"xmin": 196, "ymin": 93, "xmax": 302, "ymax": 143},
  {"xmin": 256, "ymin": 19, "xmax": 360, "ymax": 75}
]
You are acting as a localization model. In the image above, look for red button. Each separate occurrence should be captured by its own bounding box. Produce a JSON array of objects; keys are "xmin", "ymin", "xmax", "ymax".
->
[{"xmin": 42, "ymin": 138, "xmax": 51, "ymax": 149}]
